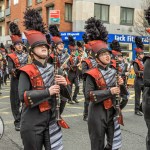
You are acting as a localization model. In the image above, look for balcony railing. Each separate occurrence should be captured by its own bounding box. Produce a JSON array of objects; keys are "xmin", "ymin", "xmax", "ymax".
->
[{"xmin": 5, "ymin": 7, "xmax": 10, "ymax": 16}]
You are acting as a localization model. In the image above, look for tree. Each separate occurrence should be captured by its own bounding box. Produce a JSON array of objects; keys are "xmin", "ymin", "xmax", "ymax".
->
[{"xmin": 134, "ymin": 0, "xmax": 150, "ymax": 36}]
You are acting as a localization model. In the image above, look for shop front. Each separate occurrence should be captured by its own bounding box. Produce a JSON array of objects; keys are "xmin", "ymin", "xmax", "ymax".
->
[{"xmin": 60, "ymin": 32, "xmax": 150, "ymax": 60}]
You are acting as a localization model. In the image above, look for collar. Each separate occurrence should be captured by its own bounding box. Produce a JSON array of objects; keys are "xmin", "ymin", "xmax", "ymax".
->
[
  {"xmin": 33, "ymin": 59, "xmax": 47, "ymax": 68},
  {"xmin": 98, "ymin": 64, "xmax": 108, "ymax": 70}
]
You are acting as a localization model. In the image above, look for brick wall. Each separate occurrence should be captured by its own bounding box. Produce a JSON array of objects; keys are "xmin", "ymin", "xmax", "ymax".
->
[{"xmin": 5, "ymin": 0, "xmax": 73, "ymax": 35}]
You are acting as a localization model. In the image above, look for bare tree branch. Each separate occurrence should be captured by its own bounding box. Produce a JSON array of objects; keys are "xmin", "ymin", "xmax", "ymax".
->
[{"xmin": 134, "ymin": 0, "xmax": 150, "ymax": 35}]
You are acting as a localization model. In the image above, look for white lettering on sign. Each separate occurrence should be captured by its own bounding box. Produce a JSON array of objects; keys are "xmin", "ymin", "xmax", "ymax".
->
[
  {"xmin": 114, "ymin": 35, "xmax": 126, "ymax": 42},
  {"xmin": 61, "ymin": 33, "xmax": 66, "ymax": 36},
  {"xmin": 142, "ymin": 37, "xmax": 149, "ymax": 43}
]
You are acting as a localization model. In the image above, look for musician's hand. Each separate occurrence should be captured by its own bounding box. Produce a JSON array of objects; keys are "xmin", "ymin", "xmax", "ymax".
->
[
  {"xmin": 63, "ymin": 64, "xmax": 68, "ymax": 69},
  {"xmin": 11, "ymin": 69, "xmax": 16, "ymax": 77},
  {"xmin": 55, "ymin": 75, "xmax": 67, "ymax": 86},
  {"xmin": 110, "ymin": 87, "xmax": 120, "ymax": 95},
  {"xmin": 49, "ymin": 85, "xmax": 60, "ymax": 95},
  {"xmin": 77, "ymin": 63, "xmax": 80, "ymax": 67},
  {"xmin": 118, "ymin": 76, "xmax": 124, "ymax": 85},
  {"xmin": 125, "ymin": 72, "xmax": 129, "ymax": 76}
]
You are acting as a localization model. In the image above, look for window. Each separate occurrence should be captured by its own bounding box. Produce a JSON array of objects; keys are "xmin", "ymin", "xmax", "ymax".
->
[
  {"xmin": 94, "ymin": 4, "xmax": 109, "ymax": 23},
  {"xmin": 47, "ymin": 6, "xmax": 54, "ymax": 25},
  {"xmin": 6, "ymin": 0, "xmax": 10, "ymax": 8},
  {"xmin": 120, "ymin": 7, "xmax": 134, "ymax": 25},
  {"xmin": 27, "ymin": 0, "xmax": 32, "ymax": 7},
  {"xmin": 65, "ymin": 3, "xmax": 72, "ymax": 22},
  {"xmin": 14, "ymin": 0, "xmax": 19, "ymax": 5}
]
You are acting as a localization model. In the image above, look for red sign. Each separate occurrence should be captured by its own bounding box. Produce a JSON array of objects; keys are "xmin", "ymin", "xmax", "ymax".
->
[{"xmin": 49, "ymin": 10, "xmax": 60, "ymax": 24}]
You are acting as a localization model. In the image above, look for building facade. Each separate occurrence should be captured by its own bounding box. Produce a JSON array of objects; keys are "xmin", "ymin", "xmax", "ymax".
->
[
  {"xmin": 0, "ymin": 0, "xmax": 149, "ymax": 59},
  {"xmin": 72, "ymin": 0, "xmax": 149, "ymax": 59},
  {"xmin": 0, "ymin": 0, "xmax": 73, "ymax": 44}
]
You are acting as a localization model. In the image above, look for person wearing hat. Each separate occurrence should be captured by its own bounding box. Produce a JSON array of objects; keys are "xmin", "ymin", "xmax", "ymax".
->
[
  {"xmin": 133, "ymin": 36, "xmax": 144, "ymax": 116},
  {"xmin": 18, "ymin": 9, "xmax": 70, "ymax": 150},
  {"xmin": 110, "ymin": 40, "xmax": 129, "ymax": 150},
  {"xmin": 141, "ymin": 7, "xmax": 150, "ymax": 150},
  {"xmin": 48, "ymin": 24, "xmax": 71, "ymax": 115},
  {"xmin": 7, "ymin": 22, "xmax": 29, "ymax": 131},
  {"xmin": 84, "ymin": 17, "xmax": 127, "ymax": 150},
  {"xmin": 82, "ymin": 33, "xmax": 97, "ymax": 121},
  {"xmin": 0, "ymin": 43, "xmax": 8, "ymax": 86},
  {"xmin": 67, "ymin": 35, "xmax": 80, "ymax": 104},
  {"xmin": 110, "ymin": 40, "xmax": 129, "ymax": 110}
]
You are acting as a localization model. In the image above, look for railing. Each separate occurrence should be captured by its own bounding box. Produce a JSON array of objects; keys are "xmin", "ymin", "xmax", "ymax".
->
[{"xmin": 5, "ymin": 7, "xmax": 10, "ymax": 16}]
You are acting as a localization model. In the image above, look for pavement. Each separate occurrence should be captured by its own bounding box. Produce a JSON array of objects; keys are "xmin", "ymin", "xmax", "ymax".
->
[{"xmin": 0, "ymin": 81, "xmax": 147, "ymax": 150}]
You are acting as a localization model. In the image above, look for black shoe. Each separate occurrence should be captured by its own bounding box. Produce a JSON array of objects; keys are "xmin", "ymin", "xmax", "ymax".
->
[
  {"xmin": 68, "ymin": 100, "xmax": 75, "ymax": 104},
  {"xmin": 135, "ymin": 111, "xmax": 143, "ymax": 116},
  {"xmin": 83, "ymin": 116, "xmax": 88, "ymax": 121},
  {"xmin": 73, "ymin": 99, "xmax": 79, "ymax": 103},
  {"xmin": 15, "ymin": 125, "xmax": 20, "ymax": 131},
  {"xmin": 15, "ymin": 123, "xmax": 20, "ymax": 131}
]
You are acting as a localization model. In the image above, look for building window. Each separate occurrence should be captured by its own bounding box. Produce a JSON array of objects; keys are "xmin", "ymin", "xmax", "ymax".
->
[
  {"xmin": 27, "ymin": 0, "xmax": 32, "ymax": 7},
  {"xmin": 94, "ymin": 4, "xmax": 109, "ymax": 23},
  {"xmin": 120, "ymin": 7, "xmax": 134, "ymax": 25},
  {"xmin": 36, "ymin": 0, "xmax": 42, "ymax": 3},
  {"xmin": 14, "ymin": 0, "xmax": 19, "ymax": 5},
  {"xmin": 47, "ymin": 6, "xmax": 54, "ymax": 25},
  {"xmin": 65, "ymin": 3, "xmax": 72, "ymax": 22},
  {"xmin": 6, "ymin": 0, "xmax": 10, "ymax": 8}
]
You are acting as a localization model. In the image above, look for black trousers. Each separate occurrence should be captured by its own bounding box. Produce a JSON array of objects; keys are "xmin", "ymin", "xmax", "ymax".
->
[
  {"xmin": 21, "ymin": 106, "xmax": 51, "ymax": 150},
  {"xmin": 83, "ymin": 80, "xmax": 89, "ymax": 117},
  {"xmin": 134, "ymin": 77, "xmax": 144, "ymax": 112},
  {"xmin": 68, "ymin": 71, "xmax": 79, "ymax": 100},
  {"xmin": 10, "ymin": 76, "xmax": 21, "ymax": 126},
  {"xmin": 88, "ymin": 102, "xmax": 115, "ymax": 150}
]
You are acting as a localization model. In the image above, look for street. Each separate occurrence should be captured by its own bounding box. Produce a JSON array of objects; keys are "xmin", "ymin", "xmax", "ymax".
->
[{"xmin": 0, "ymin": 81, "xmax": 147, "ymax": 150}]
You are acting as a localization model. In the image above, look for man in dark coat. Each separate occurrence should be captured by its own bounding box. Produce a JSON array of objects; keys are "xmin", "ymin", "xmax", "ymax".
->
[
  {"xmin": 142, "ymin": 6, "xmax": 150, "ymax": 150},
  {"xmin": 7, "ymin": 22, "xmax": 28, "ymax": 131},
  {"xmin": 133, "ymin": 36, "xmax": 144, "ymax": 116},
  {"xmin": 84, "ymin": 17, "xmax": 126, "ymax": 150},
  {"xmin": 18, "ymin": 8, "xmax": 70, "ymax": 150}
]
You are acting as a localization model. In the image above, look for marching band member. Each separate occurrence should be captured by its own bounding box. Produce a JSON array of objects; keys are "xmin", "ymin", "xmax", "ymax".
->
[
  {"xmin": 82, "ymin": 33, "xmax": 97, "ymax": 121},
  {"xmin": 48, "ymin": 25, "xmax": 71, "ymax": 114},
  {"xmin": 7, "ymin": 22, "xmax": 29, "ymax": 131},
  {"xmin": 110, "ymin": 40, "xmax": 129, "ymax": 150},
  {"xmin": 142, "ymin": 7, "xmax": 150, "ymax": 150},
  {"xmin": 18, "ymin": 9, "xmax": 70, "ymax": 150},
  {"xmin": 84, "ymin": 17, "xmax": 127, "ymax": 150},
  {"xmin": 67, "ymin": 35, "xmax": 80, "ymax": 104},
  {"xmin": 133, "ymin": 36, "xmax": 144, "ymax": 116}
]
